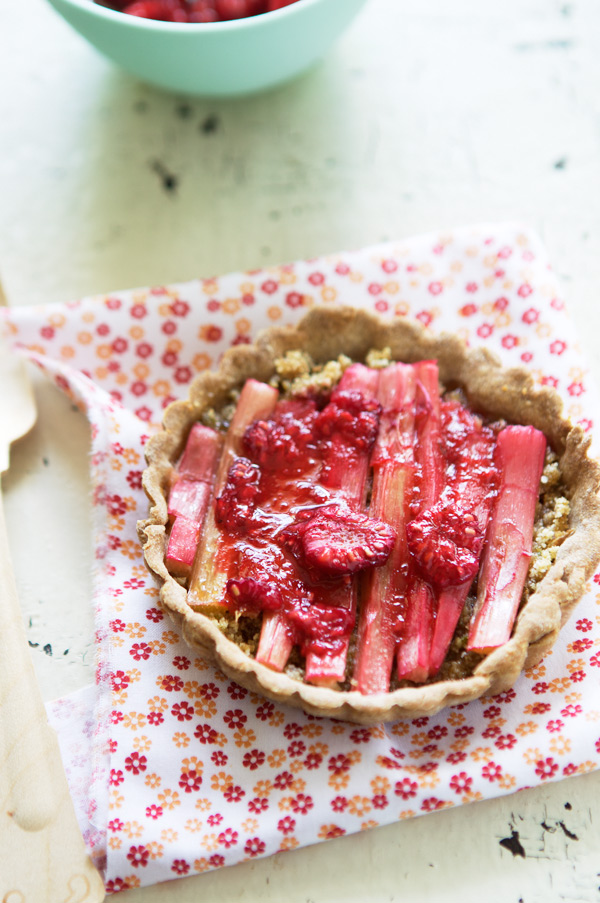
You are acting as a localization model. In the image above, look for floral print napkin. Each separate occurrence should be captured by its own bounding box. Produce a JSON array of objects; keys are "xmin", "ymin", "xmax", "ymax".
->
[{"xmin": 4, "ymin": 223, "xmax": 600, "ymax": 895}]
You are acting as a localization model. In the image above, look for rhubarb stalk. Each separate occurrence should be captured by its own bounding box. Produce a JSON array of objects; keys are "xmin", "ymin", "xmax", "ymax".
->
[
  {"xmin": 467, "ymin": 425, "xmax": 546, "ymax": 652},
  {"xmin": 427, "ymin": 416, "xmax": 497, "ymax": 674},
  {"xmin": 257, "ymin": 363, "xmax": 381, "ymax": 682},
  {"xmin": 165, "ymin": 423, "xmax": 223, "ymax": 580},
  {"xmin": 304, "ymin": 364, "xmax": 381, "ymax": 686},
  {"xmin": 353, "ymin": 363, "xmax": 417, "ymax": 695},
  {"xmin": 396, "ymin": 360, "xmax": 444, "ymax": 683},
  {"xmin": 187, "ymin": 379, "xmax": 279, "ymax": 613}
]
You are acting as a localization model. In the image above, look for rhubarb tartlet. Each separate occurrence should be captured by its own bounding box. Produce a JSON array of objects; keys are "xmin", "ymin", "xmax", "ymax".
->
[{"xmin": 138, "ymin": 307, "xmax": 600, "ymax": 723}]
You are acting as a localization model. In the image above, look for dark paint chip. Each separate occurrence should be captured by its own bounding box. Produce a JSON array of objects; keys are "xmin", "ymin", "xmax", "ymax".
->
[
  {"xmin": 201, "ymin": 114, "xmax": 220, "ymax": 134},
  {"xmin": 150, "ymin": 159, "xmax": 179, "ymax": 194},
  {"xmin": 499, "ymin": 829, "xmax": 526, "ymax": 858},
  {"xmin": 558, "ymin": 820, "xmax": 578, "ymax": 840}
]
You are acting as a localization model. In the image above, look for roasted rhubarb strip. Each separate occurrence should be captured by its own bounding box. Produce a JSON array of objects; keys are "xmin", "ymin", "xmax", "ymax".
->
[
  {"xmin": 354, "ymin": 363, "xmax": 417, "ymax": 695},
  {"xmin": 165, "ymin": 424, "xmax": 223, "ymax": 580},
  {"xmin": 168, "ymin": 479, "xmax": 212, "ymax": 522},
  {"xmin": 166, "ymin": 517, "xmax": 202, "ymax": 579},
  {"xmin": 467, "ymin": 424, "xmax": 546, "ymax": 652},
  {"xmin": 187, "ymin": 379, "xmax": 279, "ymax": 613},
  {"xmin": 304, "ymin": 364, "xmax": 381, "ymax": 686},
  {"xmin": 427, "ymin": 416, "xmax": 498, "ymax": 675},
  {"xmin": 396, "ymin": 360, "xmax": 444, "ymax": 683},
  {"xmin": 318, "ymin": 363, "xmax": 381, "ymax": 503},
  {"xmin": 257, "ymin": 364, "xmax": 382, "ymax": 682},
  {"xmin": 244, "ymin": 398, "xmax": 324, "ymax": 671},
  {"xmin": 257, "ymin": 612, "xmax": 294, "ymax": 671},
  {"xmin": 179, "ymin": 422, "xmax": 224, "ymax": 483}
]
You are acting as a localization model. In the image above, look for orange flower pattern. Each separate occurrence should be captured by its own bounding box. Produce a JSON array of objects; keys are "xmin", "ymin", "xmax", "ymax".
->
[{"xmin": 6, "ymin": 225, "xmax": 599, "ymax": 895}]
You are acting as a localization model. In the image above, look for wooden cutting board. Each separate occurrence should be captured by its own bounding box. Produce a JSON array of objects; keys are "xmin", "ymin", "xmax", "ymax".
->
[{"xmin": 0, "ymin": 310, "xmax": 105, "ymax": 901}]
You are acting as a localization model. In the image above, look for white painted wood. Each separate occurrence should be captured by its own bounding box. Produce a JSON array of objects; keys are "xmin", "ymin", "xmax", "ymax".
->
[{"xmin": 1, "ymin": 0, "xmax": 599, "ymax": 900}]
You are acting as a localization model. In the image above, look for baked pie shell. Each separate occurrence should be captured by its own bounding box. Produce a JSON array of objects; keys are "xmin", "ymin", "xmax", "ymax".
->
[{"xmin": 138, "ymin": 306, "xmax": 600, "ymax": 724}]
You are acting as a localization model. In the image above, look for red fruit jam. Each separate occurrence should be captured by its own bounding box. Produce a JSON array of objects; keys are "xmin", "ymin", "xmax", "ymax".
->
[{"xmin": 175, "ymin": 358, "xmax": 551, "ymax": 691}]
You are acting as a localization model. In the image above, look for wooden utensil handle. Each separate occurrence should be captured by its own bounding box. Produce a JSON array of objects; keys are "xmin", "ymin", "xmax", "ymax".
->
[
  {"xmin": 0, "ymin": 487, "xmax": 105, "ymax": 901},
  {"xmin": 0, "ymin": 486, "xmax": 58, "ymax": 827}
]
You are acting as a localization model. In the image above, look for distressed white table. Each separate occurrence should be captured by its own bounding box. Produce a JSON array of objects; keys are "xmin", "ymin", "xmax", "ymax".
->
[{"xmin": 1, "ymin": 0, "xmax": 600, "ymax": 900}]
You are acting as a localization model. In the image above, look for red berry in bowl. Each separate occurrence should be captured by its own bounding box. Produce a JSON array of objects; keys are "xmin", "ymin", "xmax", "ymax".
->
[
  {"xmin": 188, "ymin": 0, "xmax": 219, "ymax": 21},
  {"xmin": 123, "ymin": 0, "xmax": 187, "ymax": 19},
  {"xmin": 215, "ymin": 0, "xmax": 251, "ymax": 18},
  {"xmin": 266, "ymin": 0, "xmax": 298, "ymax": 10}
]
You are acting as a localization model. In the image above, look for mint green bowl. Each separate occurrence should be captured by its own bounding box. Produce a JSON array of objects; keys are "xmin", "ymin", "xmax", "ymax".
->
[{"xmin": 46, "ymin": 0, "xmax": 368, "ymax": 96}]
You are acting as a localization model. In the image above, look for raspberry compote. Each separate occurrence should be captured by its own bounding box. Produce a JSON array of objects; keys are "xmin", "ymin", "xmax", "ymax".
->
[{"xmin": 170, "ymin": 360, "xmax": 548, "ymax": 693}]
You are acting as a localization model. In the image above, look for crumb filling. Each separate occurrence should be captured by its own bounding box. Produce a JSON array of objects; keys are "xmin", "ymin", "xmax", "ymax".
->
[{"xmin": 166, "ymin": 349, "xmax": 571, "ymax": 693}]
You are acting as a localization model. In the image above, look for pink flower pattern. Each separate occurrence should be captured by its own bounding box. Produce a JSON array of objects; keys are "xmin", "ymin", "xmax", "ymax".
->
[{"xmin": 5, "ymin": 225, "xmax": 599, "ymax": 895}]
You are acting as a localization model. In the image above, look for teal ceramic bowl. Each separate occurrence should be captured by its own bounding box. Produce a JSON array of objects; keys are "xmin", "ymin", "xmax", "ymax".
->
[{"xmin": 46, "ymin": 0, "xmax": 368, "ymax": 96}]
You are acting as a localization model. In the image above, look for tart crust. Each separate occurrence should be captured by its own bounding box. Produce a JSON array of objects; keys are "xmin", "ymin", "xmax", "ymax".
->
[{"xmin": 138, "ymin": 306, "xmax": 600, "ymax": 724}]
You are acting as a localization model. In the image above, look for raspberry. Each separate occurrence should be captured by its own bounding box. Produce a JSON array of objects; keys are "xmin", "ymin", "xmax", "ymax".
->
[
  {"xmin": 406, "ymin": 499, "xmax": 484, "ymax": 587},
  {"xmin": 281, "ymin": 504, "xmax": 396, "ymax": 581},
  {"xmin": 242, "ymin": 401, "xmax": 317, "ymax": 471},
  {"xmin": 226, "ymin": 577, "xmax": 282, "ymax": 612},
  {"xmin": 188, "ymin": 0, "xmax": 219, "ymax": 20},
  {"xmin": 287, "ymin": 603, "xmax": 355, "ymax": 657},
  {"xmin": 188, "ymin": 8, "xmax": 219, "ymax": 20},
  {"xmin": 215, "ymin": 0, "xmax": 251, "ymax": 18},
  {"xmin": 266, "ymin": 0, "xmax": 298, "ymax": 9},
  {"xmin": 123, "ymin": 0, "xmax": 187, "ymax": 19},
  {"xmin": 215, "ymin": 457, "xmax": 262, "ymax": 533},
  {"xmin": 317, "ymin": 390, "xmax": 381, "ymax": 451}
]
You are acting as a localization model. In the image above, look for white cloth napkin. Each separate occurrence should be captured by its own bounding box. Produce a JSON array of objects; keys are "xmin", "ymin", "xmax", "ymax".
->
[{"xmin": 5, "ymin": 223, "xmax": 600, "ymax": 895}]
